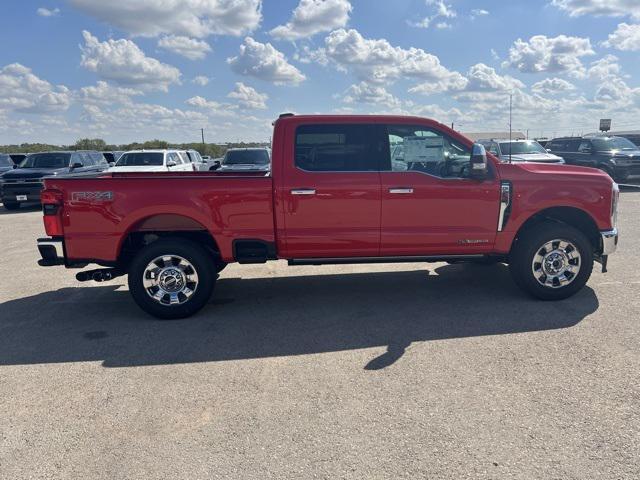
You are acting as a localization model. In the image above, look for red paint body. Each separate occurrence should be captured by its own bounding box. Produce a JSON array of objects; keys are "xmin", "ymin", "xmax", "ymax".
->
[{"xmin": 41, "ymin": 115, "xmax": 615, "ymax": 265}]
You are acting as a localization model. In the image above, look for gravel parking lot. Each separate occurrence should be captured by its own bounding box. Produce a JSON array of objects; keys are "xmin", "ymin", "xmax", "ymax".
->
[{"xmin": 1, "ymin": 192, "xmax": 639, "ymax": 479}]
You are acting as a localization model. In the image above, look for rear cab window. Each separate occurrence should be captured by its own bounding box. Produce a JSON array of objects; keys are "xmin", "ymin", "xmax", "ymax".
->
[{"xmin": 294, "ymin": 124, "xmax": 382, "ymax": 172}]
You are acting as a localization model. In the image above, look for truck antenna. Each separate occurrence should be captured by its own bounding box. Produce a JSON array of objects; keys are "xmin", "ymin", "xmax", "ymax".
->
[{"xmin": 509, "ymin": 93, "xmax": 513, "ymax": 163}]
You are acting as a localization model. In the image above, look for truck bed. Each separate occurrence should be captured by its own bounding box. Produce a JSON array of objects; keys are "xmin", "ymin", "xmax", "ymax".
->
[{"xmin": 44, "ymin": 172, "xmax": 275, "ymax": 263}]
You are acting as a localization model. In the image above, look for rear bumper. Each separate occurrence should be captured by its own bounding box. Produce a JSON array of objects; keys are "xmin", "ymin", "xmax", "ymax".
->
[{"xmin": 37, "ymin": 237, "xmax": 65, "ymax": 266}]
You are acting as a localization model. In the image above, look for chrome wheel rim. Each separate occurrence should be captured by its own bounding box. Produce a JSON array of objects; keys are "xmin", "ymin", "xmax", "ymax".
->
[
  {"xmin": 143, "ymin": 255, "xmax": 198, "ymax": 305},
  {"xmin": 532, "ymin": 239, "xmax": 581, "ymax": 289}
]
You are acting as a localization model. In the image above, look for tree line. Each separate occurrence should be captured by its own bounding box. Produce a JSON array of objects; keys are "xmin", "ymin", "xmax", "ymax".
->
[{"xmin": 0, "ymin": 138, "xmax": 269, "ymax": 158}]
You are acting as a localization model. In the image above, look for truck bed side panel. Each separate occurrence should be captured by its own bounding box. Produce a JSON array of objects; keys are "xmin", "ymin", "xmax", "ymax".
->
[{"xmin": 44, "ymin": 175, "xmax": 274, "ymax": 263}]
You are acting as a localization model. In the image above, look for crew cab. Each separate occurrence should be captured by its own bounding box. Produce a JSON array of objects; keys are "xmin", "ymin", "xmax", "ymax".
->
[
  {"xmin": 37, "ymin": 115, "xmax": 619, "ymax": 319},
  {"xmin": 2, "ymin": 151, "xmax": 108, "ymax": 210}
]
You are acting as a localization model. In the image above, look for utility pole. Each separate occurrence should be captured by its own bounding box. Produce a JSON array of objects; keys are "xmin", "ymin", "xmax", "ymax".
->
[
  {"xmin": 526, "ymin": 129, "xmax": 529, "ymax": 140},
  {"xmin": 451, "ymin": 122, "xmax": 454, "ymax": 131},
  {"xmin": 201, "ymin": 128, "xmax": 205, "ymax": 144}
]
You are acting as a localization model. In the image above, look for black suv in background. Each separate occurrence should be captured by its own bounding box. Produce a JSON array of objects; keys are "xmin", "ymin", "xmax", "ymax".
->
[
  {"xmin": 546, "ymin": 135, "xmax": 640, "ymax": 183},
  {"xmin": 1, "ymin": 151, "xmax": 109, "ymax": 210}
]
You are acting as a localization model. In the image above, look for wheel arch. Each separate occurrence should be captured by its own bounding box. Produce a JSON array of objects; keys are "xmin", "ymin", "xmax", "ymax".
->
[
  {"xmin": 117, "ymin": 213, "xmax": 222, "ymax": 266},
  {"xmin": 511, "ymin": 206, "xmax": 601, "ymax": 254}
]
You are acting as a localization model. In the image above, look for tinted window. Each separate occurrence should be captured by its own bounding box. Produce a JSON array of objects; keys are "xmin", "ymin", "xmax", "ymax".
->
[
  {"xmin": 103, "ymin": 153, "xmax": 115, "ymax": 163},
  {"xmin": 295, "ymin": 124, "xmax": 381, "ymax": 172},
  {"xmin": 9, "ymin": 154, "xmax": 26, "ymax": 165},
  {"xmin": 547, "ymin": 141, "xmax": 564, "ymax": 151},
  {"xmin": 566, "ymin": 139, "xmax": 582, "ymax": 152},
  {"xmin": 592, "ymin": 137, "xmax": 637, "ymax": 151},
  {"xmin": 21, "ymin": 153, "xmax": 71, "ymax": 169},
  {"xmin": 116, "ymin": 152, "xmax": 164, "ymax": 166},
  {"xmin": 225, "ymin": 149, "xmax": 270, "ymax": 166},
  {"xmin": 384, "ymin": 125, "xmax": 471, "ymax": 179},
  {"xmin": 0, "ymin": 154, "xmax": 12, "ymax": 167},
  {"xmin": 578, "ymin": 141, "xmax": 593, "ymax": 153}
]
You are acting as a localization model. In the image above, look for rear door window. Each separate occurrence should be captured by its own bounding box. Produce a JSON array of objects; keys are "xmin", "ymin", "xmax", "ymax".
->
[{"xmin": 295, "ymin": 124, "xmax": 383, "ymax": 172}]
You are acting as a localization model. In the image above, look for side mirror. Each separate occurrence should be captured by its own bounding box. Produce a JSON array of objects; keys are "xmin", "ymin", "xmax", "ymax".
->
[
  {"xmin": 469, "ymin": 143, "xmax": 488, "ymax": 180},
  {"xmin": 12, "ymin": 164, "xmax": 17, "ymax": 169},
  {"xmin": 546, "ymin": 148, "xmax": 552, "ymax": 153},
  {"xmin": 108, "ymin": 161, "xmax": 115, "ymax": 167},
  {"xmin": 70, "ymin": 162, "xmax": 84, "ymax": 169},
  {"xmin": 211, "ymin": 160, "xmax": 221, "ymax": 170},
  {"xmin": 166, "ymin": 160, "xmax": 177, "ymax": 167}
]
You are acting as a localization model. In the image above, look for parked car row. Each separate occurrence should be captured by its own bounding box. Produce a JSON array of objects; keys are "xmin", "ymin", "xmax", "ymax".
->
[
  {"xmin": 0, "ymin": 151, "xmax": 110, "ymax": 210},
  {"xmin": 477, "ymin": 134, "xmax": 640, "ymax": 184},
  {"xmin": 1, "ymin": 147, "xmax": 273, "ymax": 210}
]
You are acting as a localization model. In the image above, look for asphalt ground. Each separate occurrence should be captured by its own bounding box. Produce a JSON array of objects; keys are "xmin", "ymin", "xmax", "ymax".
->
[{"xmin": 0, "ymin": 190, "xmax": 639, "ymax": 479}]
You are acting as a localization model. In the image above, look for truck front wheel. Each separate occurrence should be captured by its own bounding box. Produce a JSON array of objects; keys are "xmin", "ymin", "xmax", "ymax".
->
[
  {"xmin": 128, "ymin": 238, "xmax": 216, "ymax": 319},
  {"xmin": 510, "ymin": 222, "xmax": 593, "ymax": 300}
]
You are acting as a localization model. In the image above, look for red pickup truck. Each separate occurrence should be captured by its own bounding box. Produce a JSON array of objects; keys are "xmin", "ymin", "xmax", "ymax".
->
[{"xmin": 37, "ymin": 115, "xmax": 619, "ymax": 319}]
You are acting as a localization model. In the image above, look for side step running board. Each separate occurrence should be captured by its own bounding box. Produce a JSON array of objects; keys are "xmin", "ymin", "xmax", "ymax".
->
[{"xmin": 288, "ymin": 255, "xmax": 486, "ymax": 266}]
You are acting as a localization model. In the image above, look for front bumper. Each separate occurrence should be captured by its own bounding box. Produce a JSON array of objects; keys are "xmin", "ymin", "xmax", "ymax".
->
[
  {"xmin": 601, "ymin": 228, "xmax": 618, "ymax": 256},
  {"xmin": 2, "ymin": 182, "xmax": 43, "ymax": 203},
  {"xmin": 37, "ymin": 237, "xmax": 65, "ymax": 266},
  {"xmin": 596, "ymin": 228, "xmax": 618, "ymax": 273}
]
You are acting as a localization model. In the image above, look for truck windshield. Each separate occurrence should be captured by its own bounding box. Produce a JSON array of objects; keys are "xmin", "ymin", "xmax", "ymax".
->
[
  {"xmin": 20, "ymin": 153, "xmax": 71, "ymax": 169},
  {"xmin": 0, "ymin": 154, "xmax": 13, "ymax": 167},
  {"xmin": 116, "ymin": 152, "xmax": 164, "ymax": 166},
  {"xmin": 592, "ymin": 137, "xmax": 637, "ymax": 151},
  {"xmin": 224, "ymin": 150, "xmax": 270, "ymax": 165},
  {"xmin": 499, "ymin": 141, "xmax": 546, "ymax": 155}
]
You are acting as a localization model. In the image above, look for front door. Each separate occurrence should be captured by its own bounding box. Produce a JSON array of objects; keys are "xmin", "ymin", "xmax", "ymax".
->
[
  {"xmin": 379, "ymin": 123, "xmax": 501, "ymax": 255},
  {"xmin": 281, "ymin": 123, "xmax": 383, "ymax": 258}
]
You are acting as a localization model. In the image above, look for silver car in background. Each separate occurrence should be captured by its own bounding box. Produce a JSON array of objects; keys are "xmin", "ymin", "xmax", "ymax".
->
[{"xmin": 479, "ymin": 139, "xmax": 565, "ymax": 164}]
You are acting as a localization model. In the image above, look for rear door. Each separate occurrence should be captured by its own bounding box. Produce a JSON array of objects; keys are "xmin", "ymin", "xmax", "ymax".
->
[
  {"xmin": 280, "ymin": 123, "xmax": 383, "ymax": 258},
  {"xmin": 379, "ymin": 123, "xmax": 501, "ymax": 255}
]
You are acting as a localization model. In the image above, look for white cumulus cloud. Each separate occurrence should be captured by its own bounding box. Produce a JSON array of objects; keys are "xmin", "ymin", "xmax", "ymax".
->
[
  {"xmin": 68, "ymin": 0, "xmax": 262, "ymax": 38},
  {"xmin": 531, "ymin": 77, "xmax": 576, "ymax": 94},
  {"xmin": 603, "ymin": 23, "xmax": 640, "ymax": 51},
  {"xmin": 502, "ymin": 34, "xmax": 595, "ymax": 76},
  {"xmin": 270, "ymin": 0, "xmax": 352, "ymax": 40},
  {"xmin": 227, "ymin": 37, "xmax": 306, "ymax": 85},
  {"xmin": 227, "ymin": 82, "xmax": 268, "ymax": 109},
  {"xmin": 192, "ymin": 75, "xmax": 211, "ymax": 86},
  {"xmin": 158, "ymin": 35, "xmax": 212, "ymax": 60},
  {"xmin": 80, "ymin": 31, "xmax": 181, "ymax": 91},
  {"xmin": 0, "ymin": 63, "xmax": 71, "ymax": 113},
  {"xmin": 550, "ymin": 0, "xmax": 640, "ymax": 19},
  {"xmin": 311, "ymin": 28, "xmax": 466, "ymax": 89},
  {"xmin": 37, "ymin": 7, "xmax": 60, "ymax": 17}
]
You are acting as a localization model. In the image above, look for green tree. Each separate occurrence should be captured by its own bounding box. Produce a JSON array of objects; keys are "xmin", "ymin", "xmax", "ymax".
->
[{"xmin": 74, "ymin": 138, "xmax": 107, "ymax": 150}]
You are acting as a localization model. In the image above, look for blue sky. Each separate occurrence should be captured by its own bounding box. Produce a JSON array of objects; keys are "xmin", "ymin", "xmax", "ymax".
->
[{"xmin": 1, "ymin": 0, "xmax": 639, "ymax": 144}]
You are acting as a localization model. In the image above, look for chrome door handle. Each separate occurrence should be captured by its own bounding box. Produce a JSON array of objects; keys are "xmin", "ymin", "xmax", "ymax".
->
[
  {"xmin": 389, "ymin": 188, "xmax": 413, "ymax": 194},
  {"xmin": 291, "ymin": 189, "xmax": 316, "ymax": 195}
]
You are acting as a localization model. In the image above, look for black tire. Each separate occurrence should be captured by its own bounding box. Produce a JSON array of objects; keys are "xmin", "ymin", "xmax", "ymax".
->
[
  {"xmin": 3, "ymin": 201, "xmax": 20, "ymax": 211},
  {"xmin": 216, "ymin": 262, "xmax": 227, "ymax": 273},
  {"xmin": 128, "ymin": 238, "xmax": 216, "ymax": 319},
  {"xmin": 510, "ymin": 221, "xmax": 593, "ymax": 300}
]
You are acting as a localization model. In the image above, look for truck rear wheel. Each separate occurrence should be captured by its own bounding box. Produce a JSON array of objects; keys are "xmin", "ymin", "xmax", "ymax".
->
[
  {"xmin": 510, "ymin": 222, "xmax": 593, "ymax": 300},
  {"xmin": 128, "ymin": 238, "xmax": 216, "ymax": 319}
]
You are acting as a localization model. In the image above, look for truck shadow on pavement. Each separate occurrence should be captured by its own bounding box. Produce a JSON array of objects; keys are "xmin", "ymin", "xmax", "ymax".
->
[{"xmin": 0, "ymin": 264, "xmax": 599, "ymax": 370}]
